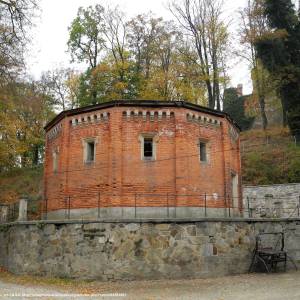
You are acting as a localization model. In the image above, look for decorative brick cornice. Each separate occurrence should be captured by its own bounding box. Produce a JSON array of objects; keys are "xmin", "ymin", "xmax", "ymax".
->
[
  {"xmin": 44, "ymin": 100, "xmax": 240, "ymax": 132},
  {"xmin": 229, "ymin": 125, "xmax": 239, "ymax": 142},
  {"xmin": 186, "ymin": 113, "xmax": 221, "ymax": 127},
  {"xmin": 122, "ymin": 110, "xmax": 174, "ymax": 121},
  {"xmin": 47, "ymin": 123, "xmax": 62, "ymax": 140},
  {"xmin": 70, "ymin": 112, "xmax": 110, "ymax": 127}
]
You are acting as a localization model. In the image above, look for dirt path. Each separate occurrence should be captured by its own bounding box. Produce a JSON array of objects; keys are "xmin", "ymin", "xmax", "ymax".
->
[
  {"xmin": 0, "ymin": 280, "xmax": 67, "ymax": 300},
  {"xmin": 0, "ymin": 271, "xmax": 300, "ymax": 299}
]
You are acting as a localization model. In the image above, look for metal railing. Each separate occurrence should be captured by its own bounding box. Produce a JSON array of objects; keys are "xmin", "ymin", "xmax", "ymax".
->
[
  {"xmin": 0, "ymin": 199, "xmax": 41, "ymax": 223},
  {"xmin": 41, "ymin": 192, "xmax": 300, "ymax": 221},
  {"xmin": 1, "ymin": 193, "xmax": 300, "ymax": 223}
]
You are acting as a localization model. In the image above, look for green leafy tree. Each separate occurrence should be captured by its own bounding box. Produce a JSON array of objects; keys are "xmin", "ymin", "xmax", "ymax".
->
[
  {"xmin": 68, "ymin": 5, "xmax": 105, "ymax": 69},
  {"xmin": 127, "ymin": 14, "xmax": 206, "ymax": 102},
  {"xmin": 0, "ymin": 81, "xmax": 54, "ymax": 171},
  {"xmin": 255, "ymin": 0, "xmax": 300, "ymax": 141},
  {"xmin": 77, "ymin": 54, "xmax": 139, "ymax": 106},
  {"xmin": 223, "ymin": 88, "xmax": 254, "ymax": 131}
]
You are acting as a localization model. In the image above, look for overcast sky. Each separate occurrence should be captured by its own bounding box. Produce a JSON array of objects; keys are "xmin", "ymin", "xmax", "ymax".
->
[{"xmin": 26, "ymin": 0, "xmax": 252, "ymax": 94}]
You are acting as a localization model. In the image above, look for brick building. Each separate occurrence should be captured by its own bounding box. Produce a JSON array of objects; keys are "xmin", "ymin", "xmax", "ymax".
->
[{"xmin": 44, "ymin": 100, "xmax": 241, "ymax": 219}]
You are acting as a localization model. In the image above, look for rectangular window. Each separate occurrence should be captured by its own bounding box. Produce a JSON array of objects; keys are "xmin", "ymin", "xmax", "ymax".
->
[
  {"xmin": 53, "ymin": 150, "xmax": 58, "ymax": 173},
  {"xmin": 144, "ymin": 138, "xmax": 153, "ymax": 158},
  {"xmin": 86, "ymin": 141, "xmax": 95, "ymax": 162},
  {"xmin": 199, "ymin": 141, "xmax": 207, "ymax": 162}
]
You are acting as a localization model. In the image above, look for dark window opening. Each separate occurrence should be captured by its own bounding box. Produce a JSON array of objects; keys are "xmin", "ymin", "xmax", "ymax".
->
[
  {"xmin": 144, "ymin": 138, "xmax": 153, "ymax": 158},
  {"xmin": 87, "ymin": 141, "xmax": 95, "ymax": 162},
  {"xmin": 199, "ymin": 141, "xmax": 207, "ymax": 162}
]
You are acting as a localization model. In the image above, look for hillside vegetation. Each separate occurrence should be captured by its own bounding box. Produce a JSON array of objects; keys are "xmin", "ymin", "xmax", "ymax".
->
[
  {"xmin": 241, "ymin": 128, "xmax": 300, "ymax": 185},
  {"xmin": 0, "ymin": 167, "xmax": 43, "ymax": 204}
]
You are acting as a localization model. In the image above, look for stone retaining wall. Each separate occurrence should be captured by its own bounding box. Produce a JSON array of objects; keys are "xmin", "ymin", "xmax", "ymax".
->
[
  {"xmin": 243, "ymin": 183, "xmax": 300, "ymax": 218},
  {"xmin": 0, "ymin": 219, "xmax": 300, "ymax": 281}
]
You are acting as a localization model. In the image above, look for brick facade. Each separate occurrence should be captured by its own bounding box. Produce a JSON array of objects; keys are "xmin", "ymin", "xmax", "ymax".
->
[{"xmin": 44, "ymin": 101, "xmax": 241, "ymax": 218}]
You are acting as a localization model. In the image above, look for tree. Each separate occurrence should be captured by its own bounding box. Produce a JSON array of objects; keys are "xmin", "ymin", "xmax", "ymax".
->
[
  {"xmin": 238, "ymin": 0, "xmax": 270, "ymax": 129},
  {"xmin": 0, "ymin": 0, "xmax": 37, "ymax": 37},
  {"xmin": 68, "ymin": 6, "xmax": 208, "ymax": 105},
  {"xmin": 223, "ymin": 87, "xmax": 254, "ymax": 131},
  {"xmin": 68, "ymin": 5, "xmax": 139, "ymax": 104},
  {"xmin": 40, "ymin": 68, "xmax": 79, "ymax": 111},
  {"xmin": 255, "ymin": 0, "xmax": 300, "ymax": 141},
  {"xmin": 127, "ymin": 13, "xmax": 166, "ymax": 79},
  {"xmin": 0, "ymin": 80, "xmax": 54, "ymax": 171},
  {"xmin": 0, "ymin": 0, "xmax": 41, "ymax": 171},
  {"xmin": 0, "ymin": 0, "xmax": 37, "ymax": 81},
  {"xmin": 68, "ymin": 5, "xmax": 105, "ymax": 69},
  {"xmin": 76, "ymin": 55, "xmax": 138, "ymax": 106},
  {"xmin": 169, "ymin": 0, "xmax": 230, "ymax": 110},
  {"xmin": 173, "ymin": 50, "xmax": 207, "ymax": 104},
  {"xmin": 65, "ymin": 71, "xmax": 81, "ymax": 109},
  {"xmin": 134, "ymin": 19, "xmax": 181, "ymax": 100},
  {"xmin": 127, "ymin": 13, "xmax": 206, "ymax": 102}
]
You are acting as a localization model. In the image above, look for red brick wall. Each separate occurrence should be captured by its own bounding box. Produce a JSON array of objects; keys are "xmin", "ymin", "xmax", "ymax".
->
[{"xmin": 44, "ymin": 106, "xmax": 241, "ymax": 211}]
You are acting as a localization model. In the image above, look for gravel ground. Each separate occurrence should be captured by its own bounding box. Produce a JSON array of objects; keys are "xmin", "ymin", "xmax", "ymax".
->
[
  {"xmin": 0, "ymin": 281, "xmax": 67, "ymax": 300},
  {"xmin": 0, "ymin": 271, "xmax": 300, "ymax": 300}
]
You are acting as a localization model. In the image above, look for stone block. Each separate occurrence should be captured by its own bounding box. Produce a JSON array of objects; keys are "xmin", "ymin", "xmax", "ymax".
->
[
  {"xmin": 155, "ymin": 224, "xmax": 170, "ymax": 231},
  {"xmin": 203, "ymin": 243, "xmax": 213, "ymax": 257},
  {"xmin": 43, "ymin": 224, "xmax": 56, "ymax": 235},
  {"xmin": 18, "ymin": 199, "xmax": 28, "ymax": 221},
  {"xmin": 125, "ymin": 223, "xmax": 140, "ymax": 232}
]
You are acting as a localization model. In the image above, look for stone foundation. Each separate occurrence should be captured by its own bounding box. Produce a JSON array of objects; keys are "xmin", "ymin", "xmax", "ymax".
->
[
  {"xmin": 45, "ymin": 206, "xmax": 232, "ymax": 220},
  {"xmin": 0, "ymin": 219, "xmax": 299, "ymax": 281}
]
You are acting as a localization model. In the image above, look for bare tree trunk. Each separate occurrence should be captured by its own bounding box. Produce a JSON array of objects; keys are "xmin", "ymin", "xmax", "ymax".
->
[
  {"xmin": 91, "ymin": 71, "xmax": 97, "ymax": 104},
  {"xmin": 282, "ymin": 101, "xmax": 288, "ymax": 127},
  {"xmin": 32, "ymin": 145, "xmax": 39, "ymax": 166},
  {"xmin": 205, "ymin": 80, "xmax": 214, "ymax": 108},
  {"xmin": 258, "ymin": 95, "xmax": 268, "ymax": 130},
  {"xmin": 253, "ymin": 65, "xmax": 268, "ymax": 130},
  {"xmin": 169, "ymin": 0, "xmax": 228, "ymax": 110}
]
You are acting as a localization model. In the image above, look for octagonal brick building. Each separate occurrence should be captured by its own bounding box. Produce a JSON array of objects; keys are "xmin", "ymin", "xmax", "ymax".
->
[{"xmin": 44, "ymin": 100, "xmax": 241, "ymax": 219}]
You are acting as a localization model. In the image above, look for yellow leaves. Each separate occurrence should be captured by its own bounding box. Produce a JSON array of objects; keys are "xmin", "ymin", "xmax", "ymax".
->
[
  {"xmin": 255, "ymin": 29, "xmax": 289, "ymax": 43},
  {"xmin": 244, "ymin": 94, "xmax": 260, "ymax": 117},
  {"xmin": 0, "ymin": 82, "xmax": 53, "ymax": 169},
  {"xmin": 93, "ymin": 63, "xmax": 110, "ymax": 74},
  {"xmin": 113, "ymin": 81, "xmax": 127, "ymax": 92}
]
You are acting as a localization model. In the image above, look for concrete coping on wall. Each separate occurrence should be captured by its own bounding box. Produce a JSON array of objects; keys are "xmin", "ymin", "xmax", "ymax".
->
[
  {"xmin": 243, "ymin": 182, "xmax": 300, "ymax": 188},
  {"xmin": 1, "ymin": 217, "xmax": 300, "ymax": 227}
]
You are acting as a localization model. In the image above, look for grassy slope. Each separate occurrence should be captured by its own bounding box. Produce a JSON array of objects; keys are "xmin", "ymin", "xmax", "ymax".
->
[
  {"xmin": 0, "ymin": 166, "xmax": 43, "ymax": 204},
  {"xmin": 241, "ymin": 127, "xmax": 300, "ymax": 185}
]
